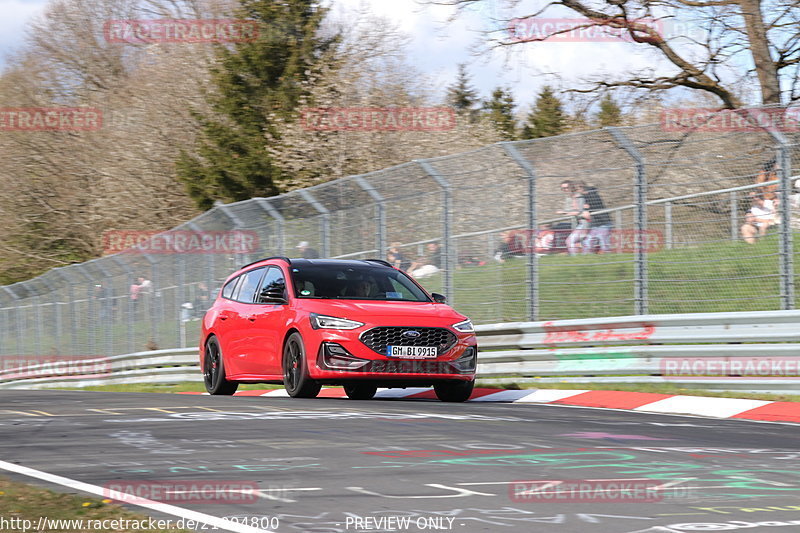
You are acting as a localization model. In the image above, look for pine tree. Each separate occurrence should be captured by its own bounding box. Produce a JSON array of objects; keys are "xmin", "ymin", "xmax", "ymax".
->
[
  {"xmin": 597, "ymin": 93, "xmax": 623, "ymax": 127},
  {"xmin": 520, "ymin": 86, "xmax": 566, "ymax": 139},
  {"xmin": 446, "ymin": 64, "xmax": 479, "ymax": 114},
  {"xmin": 483, "ymin": 87, "xmax": 517, "ymax": 140},
  {"xmin": 176, "ymin": 0, "xmax": 335, "ymax": 209}
]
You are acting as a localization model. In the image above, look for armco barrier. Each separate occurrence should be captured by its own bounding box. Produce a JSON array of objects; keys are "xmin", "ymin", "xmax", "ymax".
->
[{"xmin": 1, "ymin": 310, "xmax": 799, "ymax": 392}]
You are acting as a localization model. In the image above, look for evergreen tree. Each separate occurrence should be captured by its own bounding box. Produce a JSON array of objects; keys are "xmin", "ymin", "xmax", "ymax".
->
[
  {"xmin": 446, "ymin": 64, "xmax": 479, "ymax": 114},
  {"xmin": 176, "ymin": 0, "xmax": 335, "ymax": 209},
  {"xmin": 597, "ymin": 93, "xmax": 623, "ymax": 127},
  {"xmin": 520, "ymin": 86, "xmax": 566, "ymax": 139},
  {"xmin": 482, "ymin": 87, "xmax": 517, "ymax": 140}
]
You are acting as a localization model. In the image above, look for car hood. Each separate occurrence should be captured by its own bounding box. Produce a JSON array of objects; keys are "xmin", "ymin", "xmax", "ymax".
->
[{"xmin": 302, "ymin": 300, "xmax": 466, "ymax": 321}]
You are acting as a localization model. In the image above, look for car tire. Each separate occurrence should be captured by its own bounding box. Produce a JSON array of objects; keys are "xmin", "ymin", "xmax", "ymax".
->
[
  {"xmin": 283, "ymin": 332, "xmax": 321, "ymax": 398},
  {"xmin": 433, "ymin": 380, "xmax": 474, "ymax": 402},
  {"xmin": 344, "ymin": 382, "xmax": 378, "ymax": 400},
  {"xmin": 203, "ymin": 337, "xmax": 239, "ymax": 395}
]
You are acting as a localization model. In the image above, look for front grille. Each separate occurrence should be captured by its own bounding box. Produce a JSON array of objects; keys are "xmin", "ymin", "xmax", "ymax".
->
[{"xmin": 360, "ymin": 327, "xmax": 457, "ymax": 356}]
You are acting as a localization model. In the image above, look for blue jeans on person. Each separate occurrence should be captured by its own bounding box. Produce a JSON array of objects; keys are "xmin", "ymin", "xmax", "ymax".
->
[{"xmin": 583, "ymin": 225, "xmax": 612, "ymax": 254}]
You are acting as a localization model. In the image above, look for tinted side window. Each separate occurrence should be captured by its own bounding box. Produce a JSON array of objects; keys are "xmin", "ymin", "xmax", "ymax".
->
[
  {"xmin": 233, "ymin": 268, "xmax": 266, "ymax": 303},
  {"xmin": 256, "ymin": 267, "xmax": 287, "ymax": 303},
  {"xmin": 222, "ymin": 276, "xmax": 241, "ymax": 300}
]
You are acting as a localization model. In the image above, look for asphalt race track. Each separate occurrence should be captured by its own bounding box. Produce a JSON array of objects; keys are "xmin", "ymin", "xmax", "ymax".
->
[{"xmin": 2, "ymin": 390, "xmax": 800, "ymax": 533}]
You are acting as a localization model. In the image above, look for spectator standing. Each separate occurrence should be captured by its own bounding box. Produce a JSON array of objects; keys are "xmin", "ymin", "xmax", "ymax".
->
[
  {"xmin": 556, "ymin": 180, "xmax": 587, "ymax": 255},
  {"xmin": 296, "ymin": 241, "xmax": 320, "ymax": 259},
  {"xmin": 193, "ymin": 282, "xmax": 211, "ymax": 319},
  {"xmin": 577, "ymin": 182, "xmax": 613, "ymax": 253}
]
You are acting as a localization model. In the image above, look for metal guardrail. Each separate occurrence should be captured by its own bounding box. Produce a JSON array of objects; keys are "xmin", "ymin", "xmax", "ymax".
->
[
  {"xmin": 0, "ymin": 348, "xmax": 199, "ymax": 389},
  {"xmin": 2, "ymin": 310, "xmax": 798, "ymax": 393}
]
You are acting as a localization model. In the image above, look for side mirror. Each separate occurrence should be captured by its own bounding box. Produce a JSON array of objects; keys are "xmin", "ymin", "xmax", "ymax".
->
[
  {"xmin": 258, "ymin": 285, "xmax": 287, "ymax": 305},
  {"xmin": 431, "ymin": 292, "xmax": 446, "ymax": 304}
]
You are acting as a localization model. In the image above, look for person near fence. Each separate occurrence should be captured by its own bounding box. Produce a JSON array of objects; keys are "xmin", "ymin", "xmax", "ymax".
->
[
  {"xmin": 494, "ymin": 231, "xmax": 525, "ymax": 262},
  {"xmin": 296, "ymin": 241, "xmax": 320, "ymax": 259},
  {"xmin": 387, "ymin": 242, "xmax": 411, "ymax": 271},
  {"xmin": 741, "ymin": 192, "xmax": 777, "ymax": 244},
  {"xmin": 756, "ymin": 159, "xmax": 779, "ymax": 201},
  {"xmin": 533, "ymin": 224, "xmax": 555, "ymax": 255},
  {"xmin": 556, "ymin": 180, "xmax": 587, "ymax": 255},
  {"xmin": 193, "ymin": 282, "xmax": 210, "ymax": 319},
  {"xmin": 792, "ymin": 178, "xmax": 800, "ymax": 230},
  {"xmin": 577, "ymin": 182, "xmax": 613, "ymax": 254},
  {"xmin": 409, "ymin": 242, "xmax": 442, "ymax": 278}
]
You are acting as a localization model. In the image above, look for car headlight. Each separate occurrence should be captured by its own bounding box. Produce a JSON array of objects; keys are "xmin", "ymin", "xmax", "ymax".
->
[
  {"xmin": 452, "ymin": 319, "xmax": 474, "ymax": 333},
  {"xmin": 309, "ymin": 313, "xmax": 364, "ymax": 330}
]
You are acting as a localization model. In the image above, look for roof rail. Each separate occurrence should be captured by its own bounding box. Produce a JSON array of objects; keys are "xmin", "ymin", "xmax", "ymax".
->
[
  {"xmin": 240, "ymin": 256, "xmax": 292, "ymax": 270},
  {"xmin": 363, "ymin": 259, "xmax": 394, "ymax": 268}
]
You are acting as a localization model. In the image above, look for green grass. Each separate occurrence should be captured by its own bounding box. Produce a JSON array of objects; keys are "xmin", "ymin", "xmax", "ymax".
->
[
  {"xmin": 414, "ymin": 233, "xmax": 797, "ymax": 323},
  {"xmin": 0, "ymin": 477, "xmax": 191, "ymax": 532},
  {"xmin": 7, "ymin": 232, "xmax": 798, "ymax": 376}
]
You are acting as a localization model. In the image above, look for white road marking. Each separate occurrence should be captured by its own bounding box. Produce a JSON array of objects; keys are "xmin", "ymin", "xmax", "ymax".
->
[{"xmin": 0, "ymin": 459, "xmax": 274, "ymax": 533}]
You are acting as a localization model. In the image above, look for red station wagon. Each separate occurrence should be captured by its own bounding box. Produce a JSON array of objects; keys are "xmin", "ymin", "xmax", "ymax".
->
[{"xmin": 199, "ymin": 257, "xmax": 478, "ymax": 401}]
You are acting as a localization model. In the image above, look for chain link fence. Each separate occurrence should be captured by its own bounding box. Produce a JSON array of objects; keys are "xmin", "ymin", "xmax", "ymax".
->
[{"xmin": 1, "ymin": 107, "xmax": 798, "ymax": 357}]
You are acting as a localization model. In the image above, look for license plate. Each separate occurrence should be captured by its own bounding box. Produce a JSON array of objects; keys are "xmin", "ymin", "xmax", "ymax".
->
[{"xmin": 387, "ymin": 345, "xmax": 438, "ymax": 359}]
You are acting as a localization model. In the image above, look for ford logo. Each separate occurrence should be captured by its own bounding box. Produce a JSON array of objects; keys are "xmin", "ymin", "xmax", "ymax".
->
[{"xmin": 402, "ymin": 330, "xmax": 421, "ymax": 339}]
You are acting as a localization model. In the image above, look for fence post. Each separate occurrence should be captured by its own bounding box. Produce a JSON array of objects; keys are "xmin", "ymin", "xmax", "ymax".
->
[
  {"xmin": 140, "ymin": 253, "xmax": 159, "ymax": 348},
  {"xmin": 664, "ymin": 201, "xmax": 673, "ymax": 250},
  {"xmin": 255, "ymin": 197, "xmax": 285, "ymax": 256},
  {"xmin": 501, "ymin": 142, "xmax": 538, "ymax": 321},
  {"xmin": 214, "ymin": 204, "xmax": 250, "ymax": 263},
  {"xmin": 416, "ymin": 160, "xmax": 453, "ymax": 303},
  {"xmin": 52, "ymin": 270, "xmax": 79, "ymax": 355},
  {"xmin": 757, "ymin": 116, "xmax": 795, "ymax": 310},
  {"xmin": 299, "ymin": 190, "xmax": 330, "ymax": 258},
  {"xmin": 36, "ymin": 279, "xmax": 56, "ymax": 356},
  {"xmin": 354, "ymin": 176, "xmax": 386, "ymax": 258},
  {"xmin": 71, "ymin": 265, "xmax": 97, "ymax": 355},
  {"xmin": 20, "ymin": 281, "xmax": 44, "ymax": 355},
  {"xmin": 90, "ymin": 260, "xmax": 115, "ymax": 356},
  {"xmin": 730, "ymin": 191, "xmax": 739, "ymax": 242},
  {"xmin": 111, "ymin": 256, "xmax": 136, "ymax": 353},
  {"xmin": 3, "ymin": 287, "xmax": 23, "ymax": 355},
  {"xmin": 608, "ymin": 127, "xmax": 648, "ymax": 315}
]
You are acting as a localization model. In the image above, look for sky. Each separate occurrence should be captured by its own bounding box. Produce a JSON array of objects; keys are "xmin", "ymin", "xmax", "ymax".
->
[{"xmin": 0, "ymin": 0, "xmax": 674, "ymax": 110}]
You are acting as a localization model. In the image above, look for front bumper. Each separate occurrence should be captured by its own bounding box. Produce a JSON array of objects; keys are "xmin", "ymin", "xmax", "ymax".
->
[{"xmin": 312, "ymin": 341, "xmax": 477, "ymax": 383}]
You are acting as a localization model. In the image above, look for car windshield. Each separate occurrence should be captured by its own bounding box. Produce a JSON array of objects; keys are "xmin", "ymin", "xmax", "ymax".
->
[{"xmin": 290, "ymin": 263, "xmax": 432, "ymax": 302}]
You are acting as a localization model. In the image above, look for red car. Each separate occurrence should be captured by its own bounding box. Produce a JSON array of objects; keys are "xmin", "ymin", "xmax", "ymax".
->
[{"xmin": 199, "ymin": 257, "xmax": 477, "ymax": 401}]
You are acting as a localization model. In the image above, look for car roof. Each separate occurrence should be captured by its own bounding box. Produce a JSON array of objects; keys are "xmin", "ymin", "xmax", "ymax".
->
[{"xmin": 238, "ymin": 257, "xmax": 393, "ymax": 272}]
